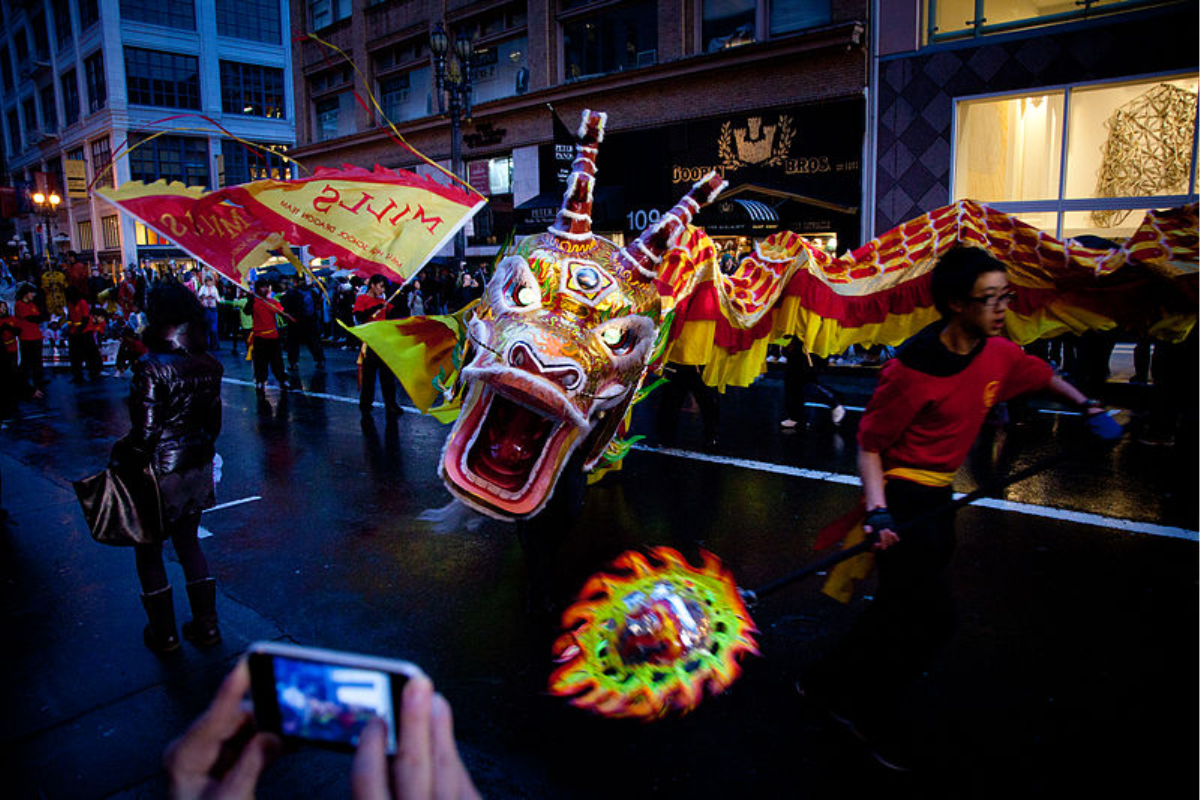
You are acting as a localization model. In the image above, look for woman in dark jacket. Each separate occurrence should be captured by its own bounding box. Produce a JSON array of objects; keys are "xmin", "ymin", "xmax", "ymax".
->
[{"xmin": 120, "ymin": 283, "xmax": 224, "ymax": 654}]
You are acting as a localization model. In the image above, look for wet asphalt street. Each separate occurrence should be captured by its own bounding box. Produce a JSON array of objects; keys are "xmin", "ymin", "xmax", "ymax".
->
[{"xmin": 1, "ymin": 342, "xmax": 1196, "ymax": 800}]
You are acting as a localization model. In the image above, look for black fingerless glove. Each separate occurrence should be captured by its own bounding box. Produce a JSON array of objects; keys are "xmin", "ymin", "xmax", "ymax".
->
[{"xmin": 864, "ymin": 507, "xmax": 895, "ymax": 533}]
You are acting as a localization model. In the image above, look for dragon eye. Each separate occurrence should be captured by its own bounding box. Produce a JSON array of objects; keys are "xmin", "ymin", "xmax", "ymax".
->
[
  {"xmin": 600, "ymin": 326, "xmax": 635, "ymax": 354},
  {"xmin": 516, "ymin": 286, "xmax": 538, "ymax": 307}
]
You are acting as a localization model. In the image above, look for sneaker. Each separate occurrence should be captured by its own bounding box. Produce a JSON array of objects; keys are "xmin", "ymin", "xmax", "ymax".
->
[
  {"xmin": 830, "ymin": 405, "xmax": 846, "ymax": 425},
  {"xmin": 780, "ymin": 418, "xmax": 798, "ymax": 429}
]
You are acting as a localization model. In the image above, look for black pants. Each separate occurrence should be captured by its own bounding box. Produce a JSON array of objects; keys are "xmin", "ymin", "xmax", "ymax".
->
[
  {"xmin": 133, "ymin": 511, "xmax": 209, "ymax": 593},
  {"xmin": 19, "ymin": 339, "xmax": 45, "ymax": 387},
  {"xmin": 360, "ymin": 348, "xmax": 399, "ymax": 413},
  {"xmin": 69, "ymin": 332, "xmax": 102, "ymax": 380},
  {"xmin": 286, "ymin": 318, "xmax": 325, "ymax": 368},
  {"xmin": 805, "ymin": 479, "xmax": 957, "ymax": 722},
  {"xmin": 252, "ymin": 336, "xmax": 289, "ymax": 386},
  {"xmin": 656, "ymin": 364, "xmax": 719, "ymax": 444},
  {"xmin": 783, "ymin": 345, "xmax": 840, "ymax": 421}
]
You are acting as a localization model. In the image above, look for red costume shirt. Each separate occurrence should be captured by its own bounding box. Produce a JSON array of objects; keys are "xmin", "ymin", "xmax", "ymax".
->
[
  {"xmin": 248, "ymin": 295, "xmax": 283, "ymax": 339},
  {"xmin": 68, "ymin": 298, "xmax": 94, "ymax": 335},
  {"xmin": 352, "ymin": 293, "xmax": 392, "ymax": 324},
  {"xmin": 1, "ymin": 315, "xmax": 19, "ymax": 354},
  {"xmin": 858, "ymin": 326, "xmax": 1054, "ymax": 474},
  {"xmin": 15, "ymin": 300, "xmax": 44, "ymax": 341}
]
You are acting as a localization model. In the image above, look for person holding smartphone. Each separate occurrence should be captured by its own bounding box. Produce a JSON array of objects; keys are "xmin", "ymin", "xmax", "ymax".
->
[{"xmin": 165, "ymin": 656, "xmax": 481, "ymax": 800}]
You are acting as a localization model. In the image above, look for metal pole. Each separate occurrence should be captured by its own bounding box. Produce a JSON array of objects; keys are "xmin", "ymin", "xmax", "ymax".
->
[{"xmin": 451, "ymin": 96, "xmax": 464, "ymax": 266}]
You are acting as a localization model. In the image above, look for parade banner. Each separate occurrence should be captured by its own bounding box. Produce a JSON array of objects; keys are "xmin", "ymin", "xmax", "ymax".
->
[
  {"xmin": 206, "ymin": 165, "xmax": 485, "ymax": 281},
  {"xmin": 98, "ymin": 164, "xmax": 486, "ymax": 287},
  {"xmin": 97, "ymin": 181, "xmax": 287, "ymax": 288}
]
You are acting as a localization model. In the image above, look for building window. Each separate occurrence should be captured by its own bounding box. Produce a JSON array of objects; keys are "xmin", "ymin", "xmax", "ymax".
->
[
  {"xmin": 314, "ymin": 92, "xmax": 356, "ymax": 141},
  {"xmin": 22, "ymin": 98, "xmax": 38, "ymax": 138},
  {"xmin": 101, "ymin": 215, "xmax": 121, "ymax": 250},
  {"xmin": 770, "ymin": 0, "xmax": 830, "ymax": 36},
  {"xmin": 40, "ymin": 84, "xmax": 58, "ymax": 133},
  {"xmin": 6, "ymin": 110, "xmax": 21, "ymax": 154},
  {"xmin": 562, "ymin": 0, "xmax": 658, "ymax": 82},
  {"xmin": 488, "ymin": 156, "xmax": 513, "ymax": 195},
  {"xmin": 220, "ymin": 61, "xmax": 286, "ymax": 118},
  {"xmin": 125, "ymin": 48, "xmax": 201, "ymax": 110},
  {"xmin": 31, "ymin": 12, "xmax": 50, "ymax": 61},
  {"xmin": 61, "ymin": 69, "xmax": 79, "ymax": 125},
  {"xmin": 703, "ymin": 0, "xmax": 757, "ymax": 52},
  {"xmin": 119, "ymin": 0, "xmax": 195, "ymax": 30},
  {"xmin": 78, "ymin": 219, "xmax": 94, "ymax": 251},
  {"xmin": 53, "ymin": 0, "xmax": 72, "ymax": 49},
  {"xmin": 222, "ymin": 140, "xmax": 288, "ymax": 185},
  {"xmin": 215, "ymin": 0, "xmax": 281, "ymax": 43},
  {"xmin": 129, "ymin": 134, "xmax": 210, "ymax": 187},
  {"xmin": 14, "ymin": 27, "xmax": 30, "ymax": 66},
  {"xmin": 135, "ymin": 221, "xmax": 171, "ymax": 245},
  {"xmin": 309, "ymin": 0, "xmax": 351, "ymax": 31},
  {"xmin": 1, "ymin": 46, "xmax": 12, "ymax": 93},
  {"xmin": 953, "ymin": 74, "xmax": 1199, "ymax": 239},
  {"xmin": 79, "ymin": 0, "xmax": 100, "ymax": 30},
  {"xmin": 84, "ymin": 51, "xmax": 106, "ymax": 112},
  {"xmin": 377, "ymin": 69, "xmax": 432, "ymax": 123},
  {"xmin": 468, "ymin": 37, "xmax": 529, "ymax": 105},
  {"xmin": 91, "ymin": 136, "xmax": 114, "ymax": 188},
  {"xmin": 927, "ymin": 0, "xmax": 1171, "ymax": 42}
]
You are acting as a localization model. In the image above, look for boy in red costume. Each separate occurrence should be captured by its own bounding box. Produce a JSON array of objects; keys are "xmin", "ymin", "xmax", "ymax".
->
[
  {"xmin": 800, "ymin": 246, "xmax": 1106, "ymax": 771},
  {"xmin": 14, "ymin": 284, "xmax": 47, "ymax": 389},
  {"xmin": 352, "ymin": 274, "xmax": 402, "ymax": 417},
  {"xmin": 245, "ymin": 278, "xmax": 292, "ymax": 393}
]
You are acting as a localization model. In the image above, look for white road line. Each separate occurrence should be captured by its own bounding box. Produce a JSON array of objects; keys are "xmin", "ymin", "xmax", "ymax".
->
[
  {"xmin": 221, "ymin": 377, "xmax": 1192, "ymax": 542},
  {"xmin": 203, "ymin": 495, "xmax": 263, "ymax": 513}
]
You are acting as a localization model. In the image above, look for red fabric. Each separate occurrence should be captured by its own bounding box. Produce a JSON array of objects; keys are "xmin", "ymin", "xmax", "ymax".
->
[
  {"xmin": 857, "ymin": 337, "xmax": 1054, "ymax": 474},
  {"xmin": 814, "ymin": 499, "xmax": 867, "ymax": 551},
  {"xmin": 66, "ymin": 261, "xmax": 90, "ymax": 297},
  {"xmin": 250, "ymin": 295, "xmax": 283, "ymax": 339},
  {"xmin": 1, "ymin": 315, "xmax": 19, "ymax": 353},
  {"xmin": 68, "ymin": 299, "xmax": 93, "ymax": 334},
  {"xmin": 353, "ymin": 293, "xmax": 391, "ymax": 323},
  {"xmin": 15, "ymin": 300, "xmax": 43, "ymax": 341}
]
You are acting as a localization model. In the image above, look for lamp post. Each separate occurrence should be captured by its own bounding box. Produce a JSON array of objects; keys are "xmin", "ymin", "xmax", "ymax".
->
[
  {"xmin": 429, "ymin": 21, "xmax": 475, "ymax": 270},
  {"xmin": 31, "ymin": 190, "xmax": 62, "ymax": 267}
]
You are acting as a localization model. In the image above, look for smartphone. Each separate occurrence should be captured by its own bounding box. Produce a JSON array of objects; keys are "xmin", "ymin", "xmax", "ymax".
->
[{"xmin": 248, "ymin": 641, "xmax": 424, "ymax": 755}]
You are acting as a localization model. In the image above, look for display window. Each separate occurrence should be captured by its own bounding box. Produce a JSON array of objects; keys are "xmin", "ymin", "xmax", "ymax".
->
[{"xmin": 952, "ymin": 73, "xmax": 1197, "ymax": 239}]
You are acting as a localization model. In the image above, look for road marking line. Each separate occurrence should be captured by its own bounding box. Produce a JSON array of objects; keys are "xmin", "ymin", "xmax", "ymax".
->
[
  {"xmin": 221, "ymin": 378, "xmax": 1189, "ymax": 541},
  {"xmin": 204, "ymin": 495, "xmax": 263, "ymax": 513}
]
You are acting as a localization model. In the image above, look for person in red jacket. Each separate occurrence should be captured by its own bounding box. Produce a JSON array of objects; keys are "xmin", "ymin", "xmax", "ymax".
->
[
  {"xmin": 799, "ymin": 246, "xmax": 1106, "ymax": 771},
  {"xmin": 1, "ymin": 299, "xmax": 40, "ymax": 413},
  {"xmin": 352, "ymin": 274, "xmax": 402, "ymax": 417},
  {"xmin": 245, "ymin": 278, "xmax": 292, "ymax": 392},
  {"xmin": 14, "ymin": 283, "xmax": 47, "ymax": 389},
  {"xmin": 66, "ymin": 285, "xmax": 103, "ymax": 382}
]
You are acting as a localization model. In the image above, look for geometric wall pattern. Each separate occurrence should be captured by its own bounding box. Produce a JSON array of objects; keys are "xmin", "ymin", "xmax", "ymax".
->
[{"xmin": 874, "ymin": 5, "xmax": 1199, "ymax": 234}]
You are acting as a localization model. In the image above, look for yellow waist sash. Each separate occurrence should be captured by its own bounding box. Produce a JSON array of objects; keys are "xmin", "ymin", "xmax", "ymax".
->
[{"xmin": 883, "ymin": 467, "xmax": 955, "ymax": 487}]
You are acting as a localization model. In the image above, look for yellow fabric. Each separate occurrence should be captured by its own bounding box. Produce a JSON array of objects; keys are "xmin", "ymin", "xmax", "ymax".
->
[
  {"xmin": 820, "ymin": 523, "xmax": 874, "ymax": 604},
  {"xmin": 344, "ymin": 315, "xmax": 464, "ymax": 422},
  {"xmin": 883, "ymin": 467, "xmax": 956, "ymax": 487}
]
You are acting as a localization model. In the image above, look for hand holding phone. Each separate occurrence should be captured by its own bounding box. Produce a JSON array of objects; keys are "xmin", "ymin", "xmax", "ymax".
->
[{"xmin": 248, "ymin": 642, "xmax": 423, "ymax": 755}]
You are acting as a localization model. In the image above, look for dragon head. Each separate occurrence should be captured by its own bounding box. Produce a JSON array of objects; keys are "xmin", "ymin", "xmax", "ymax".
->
[{"xmin": 440, "ymin": 110, "xmax": 726, "ymax": 519}]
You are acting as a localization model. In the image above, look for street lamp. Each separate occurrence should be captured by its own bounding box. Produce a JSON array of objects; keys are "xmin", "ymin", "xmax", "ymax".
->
[
  {"xmin": 430, "ymin": 21, "xmax": 475, "ymax": 268},
  {"xmin": 31, "ymin": 190, "xmax": 62, "ymax": 267}
]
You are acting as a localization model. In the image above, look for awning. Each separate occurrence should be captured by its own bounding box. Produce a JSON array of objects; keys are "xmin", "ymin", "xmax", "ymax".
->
[{"xmin": 696, "ymin": 197, "xmax": 782, "ymax": 235}]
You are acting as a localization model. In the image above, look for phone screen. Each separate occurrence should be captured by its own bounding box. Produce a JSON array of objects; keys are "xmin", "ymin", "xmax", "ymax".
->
[{"xmin": 257, "ymin": 653, "xmax": 405, "ymax": 752}]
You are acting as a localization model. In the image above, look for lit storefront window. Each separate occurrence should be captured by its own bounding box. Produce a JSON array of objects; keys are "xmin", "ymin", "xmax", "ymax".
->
[
  {"xmin": 927, "ymin": 0, "xmax": 1176, "ymax": 43},
  {"xmin": 953, "ymin": 74, "xmax": 1198, "ymax": 239}
]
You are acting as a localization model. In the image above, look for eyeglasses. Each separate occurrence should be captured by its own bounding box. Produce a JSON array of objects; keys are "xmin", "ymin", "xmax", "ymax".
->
[{"xmin": 968, "ymin": 290, "xmax": 1017, "ymax": 308}]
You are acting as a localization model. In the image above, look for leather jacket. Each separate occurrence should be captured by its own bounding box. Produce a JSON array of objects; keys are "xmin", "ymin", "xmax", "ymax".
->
[{"xmin": 120, "ymin": 321, "xmax": 223, "ymax": 526}]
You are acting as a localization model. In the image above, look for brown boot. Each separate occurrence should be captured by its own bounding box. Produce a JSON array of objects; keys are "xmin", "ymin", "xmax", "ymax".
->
[
  {"xmin": 141, "ymin": 586, "xmax": 181, "ymax": 654},
  {"xmin": 181, "ymin": 578, "xmax": 222, "ymax": 648}
]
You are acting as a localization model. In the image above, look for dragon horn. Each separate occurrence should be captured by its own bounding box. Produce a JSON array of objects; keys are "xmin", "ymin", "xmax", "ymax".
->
[
  {"xmin": 618, "ymin": 171, "xmax": 728, "ymax": 282},
  {"xmin": 549, "ymin": 109, "xmax": 607, "ymax": 243}
]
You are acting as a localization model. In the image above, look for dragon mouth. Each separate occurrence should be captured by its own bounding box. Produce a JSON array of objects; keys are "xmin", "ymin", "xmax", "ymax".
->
[{"xmin": 441, "ymin": 383, "xmax": 585, "ymax": 519}]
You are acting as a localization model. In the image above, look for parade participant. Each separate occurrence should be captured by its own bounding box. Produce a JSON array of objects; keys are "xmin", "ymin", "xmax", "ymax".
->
[
  {"xmin": 164, "ymin": 659, "xmax": 481, "ymax": 800},
  {"xmin": 15, "ymin": 283, "xmax": 48, "ymax": 389},
  {"xmin": 65, "ymin": 286, "xmax": 102, "ymax": 382},
  {"xmin": 779, "ymin": 338, "xmax": 845, "ymax": 430},
  {"xmin": 798, "ymin": 245, "xmax": 1108, "ymax": 771},
  {"xmin": 0, "ymin": 300, "xmax": 36, "ymax": 414},
  {"xmin": 245, "ymin": 278, "xmax": 291, "ymax": 392},
  {"xmin": 281, "ymin": 277, "xmax": 326, "ymax": 372},
  {"xmin": 117, "ymin": 267, "xmax": 139, "ymax": 318},
  {"xmin": 196, "ymin": 274, "xmax": 221, "ymax": 351},
  {"xmin": 117, "ymin": 283, "xmax": 224, "ymax": 654},
  {"xmin": 40, "ymin": 262, "xmax": 68, "ymax": 318},
  {"xmin": 114, "ymin": 325, "xmax": 149, "ymax": 374},
  {"xmin": 353, "ymin": 274, "xmax": 402, "ymax": 417}
]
